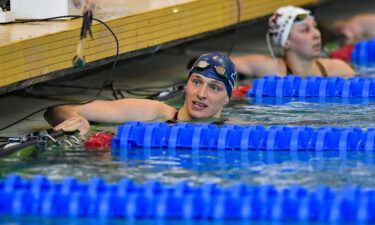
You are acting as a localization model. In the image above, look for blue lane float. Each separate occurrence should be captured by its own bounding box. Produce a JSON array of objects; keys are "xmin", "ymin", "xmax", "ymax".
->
[
  {"xmin": 110, "ymin": 122, "xmax": 375, "ymax": 151},
  {"xmin": 247, "ymin": 75, "xmax": 375, "ymax": 98},
  {"xmin": 250, "ymin": 96, "xmax": 374, "ymax": 105},
  {"xmin": 1, "ymin": 174, "xmax": 375, "ymax": 223},
  {"xmin": 351, "ymin": 37, "xmax": 375, "ymax": 76}
]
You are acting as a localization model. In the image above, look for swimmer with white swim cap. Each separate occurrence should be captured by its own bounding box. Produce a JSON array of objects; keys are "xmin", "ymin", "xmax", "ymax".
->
[{"xmin": 232, "ymin": 6, "xmax": 356, "ymax": 78}]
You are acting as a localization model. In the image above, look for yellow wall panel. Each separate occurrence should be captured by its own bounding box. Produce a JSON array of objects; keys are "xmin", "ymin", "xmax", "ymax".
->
[{"xmin": 0, "ymin": 0, "xmax": 320, "ymax": 88}]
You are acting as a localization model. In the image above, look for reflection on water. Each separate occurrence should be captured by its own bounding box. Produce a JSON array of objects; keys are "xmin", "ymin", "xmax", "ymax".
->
[
  {"xmin": 225, "ymin": 97, "xmax": 375, "ymax": 128},
  {"xmin": 2, "ymin": 146, "xmax": 375, "ymax": 190},
  {"xmin": 113, "ymin": 148, "xmax": 375, "ymax": 189}
]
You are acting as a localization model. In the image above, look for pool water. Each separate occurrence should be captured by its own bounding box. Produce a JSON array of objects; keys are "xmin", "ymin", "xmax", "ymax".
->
[
  {"xmin": 2, "ymin": 97, "xmax": 375, "ymax": 187},
  {"xmin": 1, "ymin": 97, "xmax": 375, "ymax": 224},
  {"xmin": 226, "ymin": 97, "xmax": 375, "ymax": 129}
]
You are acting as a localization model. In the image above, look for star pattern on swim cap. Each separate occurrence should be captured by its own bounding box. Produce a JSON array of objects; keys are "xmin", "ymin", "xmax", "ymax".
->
[
  {"xmin": 213, "ymin": 55, "xmax": 220, "ymax": 61},
  {"xmin": 228, "ymin": 72, "xmax": 236, "ymax": 89},
  {"xmin": 218, "ymin": 57, "xmax": 226, "ymax": 65}
]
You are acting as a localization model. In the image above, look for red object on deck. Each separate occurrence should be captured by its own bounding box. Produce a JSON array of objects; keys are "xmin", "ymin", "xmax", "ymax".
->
[
  {"xmin": 331, "ymin": 45, "xmax": 354, "ymax": 62},
  {"xmin": 232, "ymin": 85, "xmax": 251, "ymax": 97},
  {"xmin": 85, "ymin": 133, "xmax": 113, "ymax": 150}
]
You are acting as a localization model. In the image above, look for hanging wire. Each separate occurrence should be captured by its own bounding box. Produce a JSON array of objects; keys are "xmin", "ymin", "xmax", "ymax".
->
[
  {"xmin": 0, "ymin": 15, "xmax": 119, "ymax": 131},
  {"xmin": 227, "ymin": 0, "xmax": 241, "ymax": 56}
]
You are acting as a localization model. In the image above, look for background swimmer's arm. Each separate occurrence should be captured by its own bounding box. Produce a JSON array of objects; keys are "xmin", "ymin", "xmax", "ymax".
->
[
  {"xmin": 231, "ymin": 54, "xmax": 281, "ymax": 77},
  {"xmin": 347, "ymin": 14, "xmax": 375, "ymax": 43},
  {"xmin": 328, "ymin": 14, "xmax": 375, "ymax": 44}
]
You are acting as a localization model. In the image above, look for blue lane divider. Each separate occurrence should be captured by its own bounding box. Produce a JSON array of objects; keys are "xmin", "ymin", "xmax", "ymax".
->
[
  {"xmin": 251, "ymin": 96, "xmax": 374, "ymax": 105},
  {"xmin": 247, "ymin": 75, "xmax": 375, "ymax": 98},
  {"xmin": 110, "ymin": 122, "xmax": 374, "ymax": 151},
  {"xmin": 351, "ymin": 38, "xmax": 375, "ymax": 75},
  {"xmin": 1, "ymin": 174, "xmax": 375, "ymax": 223}
]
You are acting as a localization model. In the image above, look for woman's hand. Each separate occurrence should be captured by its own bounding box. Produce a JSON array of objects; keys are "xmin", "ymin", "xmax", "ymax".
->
[{"xmin": 53, "ymin": 115, "xmax": 91, "ymax": 137}]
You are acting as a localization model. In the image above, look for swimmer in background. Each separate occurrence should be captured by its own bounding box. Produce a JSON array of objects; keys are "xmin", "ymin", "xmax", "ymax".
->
[
  {"xmin": 44, "ymin": 53, "xmax": 237, "ymax": 136},
  {"xmin": 231, "ymin": 6, "xmax": 356, "ymax": 78},
  {"xmin": 328, "ymin": 14, "xmax": 375, "ymax": 45}
]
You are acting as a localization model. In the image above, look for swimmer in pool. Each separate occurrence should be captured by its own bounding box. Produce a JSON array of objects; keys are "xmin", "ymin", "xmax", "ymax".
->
[
  {"xmin": 44, "ymin": 53, "xmax": 237, "ymax": 136},
  {"xmin": 231, "ymin": 6, "xmax": 356, "ymax": 78},
  {"xmin": 328, "ymin": 14, "xmax": 375, "ymax": 45}
]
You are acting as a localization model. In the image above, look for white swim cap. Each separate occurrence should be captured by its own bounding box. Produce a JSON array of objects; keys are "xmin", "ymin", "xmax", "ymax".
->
[{"xmin": 268, "ymin": 6, "xmax": 313, "ymax": 47}]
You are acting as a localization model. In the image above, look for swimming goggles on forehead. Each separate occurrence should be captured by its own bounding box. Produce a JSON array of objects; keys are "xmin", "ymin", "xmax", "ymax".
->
[
  {"xmin": 192, "ymin": 60, "xmax": 228, "ymax": 80},
  {"xmin": 294, "ymin": 13, "xmax": 312, "ymax": 23}
]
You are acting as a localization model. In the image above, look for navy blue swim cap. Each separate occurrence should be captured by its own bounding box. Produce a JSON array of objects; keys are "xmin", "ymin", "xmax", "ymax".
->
[{"xmin": 188, "ymin": 53, "xmax": 237, "ymax": 98}]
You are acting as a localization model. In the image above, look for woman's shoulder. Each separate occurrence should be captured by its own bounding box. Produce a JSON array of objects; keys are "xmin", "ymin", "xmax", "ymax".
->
[
  {"xmin": 316, "ymin": 58, "xmax": 347, "ymax": 68},
  {"xmin": 316, "ymin": 58, "xmax": 356, "ymax": 77}
]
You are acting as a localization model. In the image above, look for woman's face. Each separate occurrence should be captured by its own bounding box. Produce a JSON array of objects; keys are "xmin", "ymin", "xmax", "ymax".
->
[
  {"xmin": 184, "ymin": 73, "xmax": 229, "ymax": 119},
  {"xmin": 286, "ymin": 17, "xmax": 321, "ymax": 58}
]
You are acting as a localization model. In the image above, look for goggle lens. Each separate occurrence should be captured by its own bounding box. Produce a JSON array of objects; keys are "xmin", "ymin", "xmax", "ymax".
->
[
  {"xmin": 294, "ymin": 13, "xmax": 309, "ymax": 23},
  {"xmin": 194, "ymin": 61, "xmax": 227, "ymax": 80}
]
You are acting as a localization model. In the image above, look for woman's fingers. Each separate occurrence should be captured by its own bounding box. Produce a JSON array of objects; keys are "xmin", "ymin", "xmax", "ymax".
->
[
  {"xmin": 53, "ymin": 116, "xmax": 90, "ymax": 136},
  {"xmin": 77, "ymin": 118, "xmax": 91, "ymax": 136}
]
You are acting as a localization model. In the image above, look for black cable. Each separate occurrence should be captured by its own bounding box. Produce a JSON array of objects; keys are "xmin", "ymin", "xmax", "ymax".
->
[
  {"xmin": 227, "ymin": 0, "xmax": 241, "ymax": 56},
  {"xmin": 0, "ymin": 15, "xmax": 119, "ymax": 132},
  {"xmin": 37, "ymin": 81, "xmax": 186, "ymax": 94},
  {"xmin": 124, "ymin": 81, "xmax": 186, "ymax": 91},
  {"xmin": 125, "ymin": 90, "xmax": 160, "ymax": 97}
]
